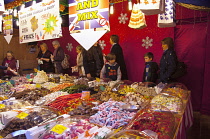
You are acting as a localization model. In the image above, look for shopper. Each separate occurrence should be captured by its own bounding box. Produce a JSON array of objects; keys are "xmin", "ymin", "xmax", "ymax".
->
[
  {"xmin": 160, "ymin": 37, "xmax": 178, "ymax": 83},
  {"xmin": 50, "ymin": 40, "xmax": 65, "ymax": 74},
  {"xmin": 2, "ymin": 51, "xmax": 17, "ymax": 76},
  {"xmin": 72, "ymin": 45, "xmax": 85, "ymax": 76},
  {"xmin": 142, "ymin": 52, "xmax": 159, "ymax": 83},
  {"xmin": 100, "ymin": 53, "xmax": 121, "ymax": 81},
  {"xmin": 37, "ymin": 43, "xmax": 54, "ymax": 73},
  {"xmin": 83, "ymin": 41, "xmax": 104, "ymax": 78},
  {"xmin": 110, "ymin": 35, "xmax": 128, "ymax": 80}
]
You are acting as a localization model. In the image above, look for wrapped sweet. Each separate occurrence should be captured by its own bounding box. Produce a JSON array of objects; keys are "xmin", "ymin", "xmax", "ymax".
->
[
  {"xmin": 151, "ymin": 92, "xmax": 184, "ymax": 114},
  {"xmin": 89, "ymin": 100, "xmax": 136, "ymax": 129},
  {"xmin": 0, "ymin": 82, "xmax": 13, "ymax": 94},
  {"xmin": 124, "ymin": 91, "xmax": 150, "ymax": 108},
  {"xmin": 11, "ymin": 76, "xmax": 31, "ymax": 85},
  {"xmin": 131, "ymin": 82, "xmax": 157, "ymax": 97},
  {"xmin": 126, "ymin": 104, "xmax": 176, "ymax": 139},
  {"xmin": 0, "ymin": 107, "xmax": 58, "ymax": 138},
  {"xmin": 33, "ymin": 70, "xmax": 48, "ymax": 84},
  {"xmin": 74, "ymin": 77, "xmax": 89, "ymax": 86},
  {"xmin": 42, "ymin": 116, "xmax": 111, "ymax": 139}
]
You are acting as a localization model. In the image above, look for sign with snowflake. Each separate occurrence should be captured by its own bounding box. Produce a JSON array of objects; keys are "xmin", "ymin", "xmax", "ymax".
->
[
  {"xmin": 142, "ymin": 36, "xmax": 153, "ymax": 49},
  {"xmin": 19, "ymin": 0, "xmax": 61, "ymax": 43},
  {"xmin": 66, "ymin": 43, "xmax": 73, "ymax": 51},
  {"xmin": 98, "ymin": 40, "xmax": 106, "ymax": 50},
  {"xmin": 118, "ymin": 13, "xmax": 128, "ymax": 24}
]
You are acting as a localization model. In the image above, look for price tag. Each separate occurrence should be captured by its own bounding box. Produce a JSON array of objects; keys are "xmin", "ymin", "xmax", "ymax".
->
[
  {"xmin": 16, "ymin": 112, "xmax": 29, "ymax": 119},
  {"xmin": 96, "ymin": 78, "xmax": 100, "ymax": 82},
  {"xmin": 36, "ymin": 83, "xmax": 41, "ymax": 88},
  {"xmin": 51, "ymin": 124, "xmax": 67, "ymax": 134},
  {"xmin": 0, "ymin": 104, "xmax": 5, "ymax": 109},
  {"xmin": 0, "ymin": 136, "xmax": 3, "ymax": 138}
]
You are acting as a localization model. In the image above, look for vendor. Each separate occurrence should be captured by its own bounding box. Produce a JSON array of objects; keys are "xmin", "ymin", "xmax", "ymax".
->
[
  {"xmin": 37, "ymin": 43, "xmax": 54, "ymax": 73},
  {"xmin": 50, "ymin": 40, "xmax": 65, "ymax": 74},
  {"xmin": 2, "ymin": 51, "xmax": 17, "ymax": 76}
]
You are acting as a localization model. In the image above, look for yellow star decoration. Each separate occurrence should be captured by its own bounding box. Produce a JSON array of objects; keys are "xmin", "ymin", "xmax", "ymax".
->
[
  {"xmin": 42, "ymin": 14, "xmax": 58, "ymax": 35},
  {"xmin": 30, "ymin": 16, "xmax": 38, "ymax": 32}
]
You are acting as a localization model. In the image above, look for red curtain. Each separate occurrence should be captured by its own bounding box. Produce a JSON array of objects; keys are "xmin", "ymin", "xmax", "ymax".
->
[{"xmin": 174, "ymin": 22, "xmax": 210, "ymax": 113}]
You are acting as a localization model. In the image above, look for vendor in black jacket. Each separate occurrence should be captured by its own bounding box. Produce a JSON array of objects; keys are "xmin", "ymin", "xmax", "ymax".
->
[{"xmin": 160, "ymin": 37, "xmax": 178, "ymax": 83}]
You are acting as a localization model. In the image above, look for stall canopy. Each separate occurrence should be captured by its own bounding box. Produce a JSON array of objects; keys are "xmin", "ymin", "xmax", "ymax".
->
[{"xmin": 4, "ymin": 0, "xmax": 210, "ymax": 7}]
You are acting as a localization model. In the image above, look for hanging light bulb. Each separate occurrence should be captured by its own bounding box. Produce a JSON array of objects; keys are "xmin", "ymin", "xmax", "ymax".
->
[
  {"xmin": 128, "ymin": 0, "xmax": 132, "ymax": 10},
  {"xmin": 13, "ymin": 8, "xmax": 17, "ymax": 17},
  {"xmin": 110, "ymin": 3, "xmax": 114, "ymax": 14},
  {"xmin": 32, "ymin": 0, "xmax": 36, "ymax": 6},
  {"xmin": 16, "ymin": 19, "xmax": 19, "ymax": 26},
  {"xmin": 20, "ymin": 3, "xmax": 25, "ymax": 11}
]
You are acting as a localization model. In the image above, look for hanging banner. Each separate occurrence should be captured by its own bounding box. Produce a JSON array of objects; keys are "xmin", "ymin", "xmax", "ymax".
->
[
  {"xmin": 69, "ymin": 0, "xmax": 110, "ymax": 32},
  {"xmin": 19, "ymin": 0, "xmax": 62, "ymax": 43},
  {"xmin": 3, "ymin": 13, "xmax": 13, "ymax": 44},
  {"xmin": 69, "ymin": 0, "xmax": 109, "ymax": 50},
  {"xmin": 0, "ymin": 0, "xmax": 5, "ymax": 14}
]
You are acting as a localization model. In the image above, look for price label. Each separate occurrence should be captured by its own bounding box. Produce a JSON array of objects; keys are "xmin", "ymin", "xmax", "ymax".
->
[
  {"xmin": 0, "ymin": 104, "xmax": 5, "ymax": 109},
  {"xmin": 36, "ymin": 83, "xmax": 41, "ymax": 88},
  {"xmin": 0, "ymin": 136, "xmax": 3, "ymax": 138},
  {"xmin": 51, "ymin": 124, "xmax": 67, "ymax": 134},
  {"xmin": 16, "ymin": 112, "xmax": 29, "ymax": 119},
  {"xmin": 96, "ymin": 78, "xmax": 100, "ymax": 82}
]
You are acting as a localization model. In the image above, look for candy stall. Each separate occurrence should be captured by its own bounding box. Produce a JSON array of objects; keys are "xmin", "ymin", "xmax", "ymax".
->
[{"xmin": 0, "ymin": 71, "xmax": 193, "ymax": 139}]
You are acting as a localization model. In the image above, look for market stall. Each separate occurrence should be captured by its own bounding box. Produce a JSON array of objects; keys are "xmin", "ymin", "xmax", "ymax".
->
[{"xmin": 0, "ymin": 72, "xmax": 193, "ymax": 139}]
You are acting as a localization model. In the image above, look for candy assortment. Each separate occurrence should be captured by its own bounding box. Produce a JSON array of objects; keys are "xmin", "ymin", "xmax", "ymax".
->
[
  {"xmin": 90, "ymin": 101, "xmax": 136, "ymax": 129},
  {"xmin": 35, "ymin": 91, "xmax": 69, "ymax": 106},
  {"xmin": 10, "ymin": 84, "xmax": 36, "ymax": 92},
  {"xmin": 11, "ymin": 88, "xmax": 51, "ymax": 105},
  {"xmin": 33, "ymin": 71, "xmax": 48, "ymax": 84},
  {"xmin": 41, "ymin": 82, "xmax": 58, "ymax": 90},
  {"xmin": 50, "ymin": 83, "xmax": 74, "ymax": 92},
  {"xmin": 0, "ymin": 107, "xmax": 58, "ymax": 138},
  {"xmin": 91, "ymin": 91, "xmax": 125, "ymax": 102},
  {"xmin": 151, "ymin": 93, "xmax": 183, "ymax": 114}
]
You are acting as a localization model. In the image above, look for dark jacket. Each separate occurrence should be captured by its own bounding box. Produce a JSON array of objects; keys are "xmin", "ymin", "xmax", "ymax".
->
[
  {"xmin": 53, "ymin": 47, "xmax": 65, "ymax": 74},
  {"xmin": 2, "ymin": 57, "xmax": 17, "ymax": 76},
  {"xmin": 83, "ymin": 45, "xmax": 104, "ymax": 78},
  {"xmin": 160, "ymin": 48, "xmax": 178, "ymax": 83},
  {"xmin": 37, "ymin": 50, "xmax": 54, "ymax": 73},
  {"xmin": 111, "ymin": 43, "xmax": 128, "ymax": 80},
  {"xmin": 143, "ymin": 61, "xmax": 159, "ymax": 83}
]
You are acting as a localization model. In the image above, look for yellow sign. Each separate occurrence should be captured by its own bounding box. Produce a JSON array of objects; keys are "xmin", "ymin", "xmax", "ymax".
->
[
  {"xmin": 36, "ymin": 83, "xmax": 41, "ymax": 88},
  {"xmin": 16, "ymin": 112, "xmax": 29, "ymax": 119},
  {"xmin": 51, "ymin": 124, "xmax": 67, "ymax": 134},
  {"xmin": 96, "ymin": 78, "xmax": 100, "ymax": 82},
  {"xmin": 0, "ymin": 104, "xmax": 5, "ymax": 109}
]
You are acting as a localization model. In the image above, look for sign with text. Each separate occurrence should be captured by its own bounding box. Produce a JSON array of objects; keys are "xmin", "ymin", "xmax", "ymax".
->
[
  {"xmin": 0, "ymin": 0, "xmax": 5, "ymax": 14},
  {"xmin": 19, "ymin": 0, "xmax": 62, "ymax": 43},
  {"xmin": 69, "ymin": 0, "xmax": 109, "ymax": 32},
  {"xmin": 3, "ymin": 13, "xmax": 13, "ymax": 43}
]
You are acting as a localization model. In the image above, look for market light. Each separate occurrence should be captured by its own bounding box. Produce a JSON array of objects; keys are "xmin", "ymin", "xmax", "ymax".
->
[
  {"xmin": 20, "ymin": 3, "xmax": 25, "ymax": 11},
  {"xmin": 16, "ymin": 19, "xmax": 19, "ymax": 26},
  {"xmin": 13, "ymin": 8, "xmax": 17, "ymax": 17},
  {"xmin": 128, "ymin": 0, "xmax": 132, "ymax": 10},
  {"xmin": 110, "ymin": 3, "xmax": 114, "ymax": 14},
  {"xmin": 32, "ymin": 0, "xmax": 36, "ymax": 6}
]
